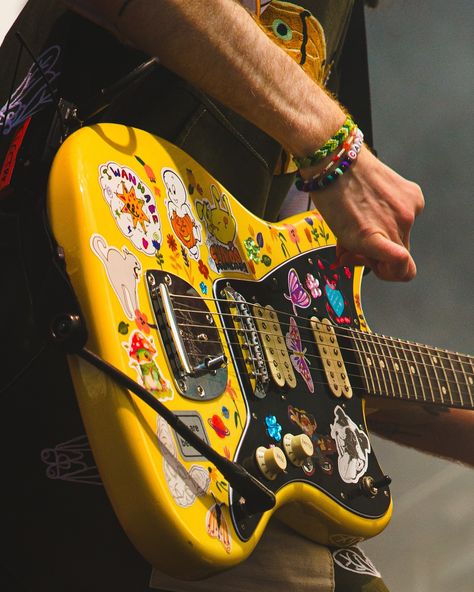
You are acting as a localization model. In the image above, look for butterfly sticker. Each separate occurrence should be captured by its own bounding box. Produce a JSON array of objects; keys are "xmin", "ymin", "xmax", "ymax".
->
[
  {"xmin": 306, "ymin": 273, "xmax": 322, "ymax": 299},
  {"xmin": 285, "ymin": 317, "xmax": 314, "ymax": 393},
  {"xmin": 284, "ymin": 268, "xmax": 311, "ymax": 315},
  {"xmin": 206, "ymin": 501, "xmax": 232, "ymax": 554}
]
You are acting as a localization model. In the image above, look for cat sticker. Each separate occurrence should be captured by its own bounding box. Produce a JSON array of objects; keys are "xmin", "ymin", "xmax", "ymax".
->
[{"xmin": 90, "ymin": 233, "xmax": 141, "ymax": 320}]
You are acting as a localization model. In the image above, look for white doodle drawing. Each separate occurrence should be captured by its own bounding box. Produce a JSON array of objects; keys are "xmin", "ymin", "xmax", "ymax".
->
[
  {"xmin": 99, "ymin": 162, "xmax": 162, "ymax": 256},
  {"xmin": 40, "ymin": 434, "xmax": 102, "ymax": 486},
  {"xmin": 332, "ymin": 547, "xmax": 381, "ymax": 578},
  {"xmin": 90, "ymin": 233, "xmax": 141, "ymax": 320},
  {"xmin": 157, "ymin": 417, "xmax": 210, "ymax": 507},
  {"xmin": 329, "ymin": 534, "xmax": 364, "ymax": 547},
  {"xmin": 162, "ymin": 168, "xmax": 201, "ymax": 260},
  {"xmin": 330, "ymin": 406, "xmax": 370, "ymax": 484},
  {"xmin": 0, "ymin": 46, "xmax": 61, "ymax": 136}
]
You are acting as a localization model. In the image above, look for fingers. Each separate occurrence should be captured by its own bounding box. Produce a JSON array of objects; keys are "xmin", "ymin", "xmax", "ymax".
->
[{"xmin": 337, "ymin": 233, "xmax": 416, "ymax": 281}]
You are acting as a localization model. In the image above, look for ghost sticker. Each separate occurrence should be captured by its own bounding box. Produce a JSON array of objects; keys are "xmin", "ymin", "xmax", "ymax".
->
[
  {"xmin": 123, "ymin": 330, "xmax": 173, "ymax": 401},
  {"xmin": 99, "ymin": 162, "xmax": 162, "ymax": 255},
  {"xmin": 330, "ymin": 406, "xmax": 370, "ymax": 484},
  {"xmin": 162, "ymin": 168, "xmax": 202, "ymax": 260},
  {"xmin": 90, "ymin": 234, "xmax": 141, "ymax": 320}
]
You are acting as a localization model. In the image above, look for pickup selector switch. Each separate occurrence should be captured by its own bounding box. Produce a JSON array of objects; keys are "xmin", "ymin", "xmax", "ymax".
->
[
  {"xmin": 255, "ymin": 446, "xmax": 287, "ymax": 480},
  {"xmin": 283, "ymin": 433, "xmax": 314, "ymax": 466}
]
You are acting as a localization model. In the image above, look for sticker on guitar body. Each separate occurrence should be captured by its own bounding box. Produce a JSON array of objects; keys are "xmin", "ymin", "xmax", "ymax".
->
[
  {"xmin": 122, "ymin": 331, "xmax": 173, "ymax": 401},
  {"xmin": 330, "ymin": 406, "xmax": 370, "ymax": 484},
  {"xmin": 162, "ymin": 169, "xmax": 202, "ymax": 260},
  {"xmin": 195, "ymin": 184, "xmax": 248, "ymax": 274},
  {"xmin": 99, "ymin": 162, "xmax": 162, "ymax": 255},
  {"xmin": 157, "ymin": 417, "xmax": 211, "ymax": 508}
]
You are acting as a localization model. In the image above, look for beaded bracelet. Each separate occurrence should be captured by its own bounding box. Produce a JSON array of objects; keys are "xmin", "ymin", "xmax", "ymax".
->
[
  {"xmin": 293, "ymin": 116, "xmax": 356, "ymax": 170},
  {"xmin": 296, "ymin": 129, "xmax": 364, "ymax": 192},
  {"xmin": 294, "ymin": 127, "xmax": 358, "ymax": 191}
]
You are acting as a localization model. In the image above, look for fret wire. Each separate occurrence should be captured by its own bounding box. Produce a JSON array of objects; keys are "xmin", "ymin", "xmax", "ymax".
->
[
  {"xmin": 457, "ymin": 353, "xmax": 474, "ymax": 407},
  {"xmin": 404, "ymin": 340, "xmax": 426, "ymax": 403},
  {"xmin": 368, "ymin": 333, "xmax": 393, "ymax": 398},
  {"xmin": 356, "ymin": 330, "xmax": 379, "ymax": 395},
  {"xmin": 380, "ymin": 334, "xmax": 403, "ymax": 399},
  {"xmin": 445, "ymin": 350, "xmax": 462, "ymax": 407},
  {"xmin": 364, "ymin": 333, "xmax": 385, "ymax": 394},
  {"xmin": 414, "ymin": 343, "xmax": 437, "ymax": 404},
  {"xmin": 398, "ymin": 338, "xmax": 419, "ymax": 400},
  {"xmin": 433, "ymin": 345, "xmax": 453, "ymax": 406},
  {"xmin": 352, "ymin": 331, "xmax": 376, "ymax": 394}
]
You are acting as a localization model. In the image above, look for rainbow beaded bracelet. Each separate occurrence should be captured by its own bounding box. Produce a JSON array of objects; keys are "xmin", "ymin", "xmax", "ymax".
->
[
  {"xmin": 295, "ymin": 129, "xmax": 364, "ymax": 192},
  {"xmin": 293, "ymin": 116, "xmax": 356, "ymax": 170}
]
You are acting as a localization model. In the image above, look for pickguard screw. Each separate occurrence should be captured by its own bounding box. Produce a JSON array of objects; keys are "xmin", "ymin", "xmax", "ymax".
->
[
  {"xmin": 178, "ymin": 379, "xmax": 187, "ymax": 392},
  {"xmin": 164, "ymin": 274, "xmax": 172, "ymax": 286},
  {"xmin": 340, "ymin": 492, "xmax": 346, "ymax": 500},
  {"xmin": 147, "ymin": 273, "xmax": 156, "ymax": 286},
  {"xmin": 252, "ymin": 412, "xmax": 258, "ymax": 420},
  {"xmin": 197, "ymin": 385, "xmax": 205, "ymax": 398}
]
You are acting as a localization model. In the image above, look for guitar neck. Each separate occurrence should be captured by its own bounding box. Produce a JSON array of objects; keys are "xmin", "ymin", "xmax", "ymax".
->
[{"xmin": 349, "ymin": 329, "xmax": 474, "ymax": 410}]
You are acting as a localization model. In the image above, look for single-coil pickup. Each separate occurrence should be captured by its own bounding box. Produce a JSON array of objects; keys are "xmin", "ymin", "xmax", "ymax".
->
[
  {"xmin": 223, "ymin": 286, "xmax": 269, "ymax": 397},
  {"xmin": 253, "ymin": 304, "xmax": 296, "ymax": 389},
  {"xmin": 311, "ymin": 317, "xmax": 352, "ymax": 399}
]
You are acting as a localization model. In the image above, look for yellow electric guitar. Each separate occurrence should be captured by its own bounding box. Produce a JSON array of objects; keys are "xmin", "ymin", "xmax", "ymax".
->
[{"xmin": 46, "ymin": 124, "xmax": 473, "ymax": 580}]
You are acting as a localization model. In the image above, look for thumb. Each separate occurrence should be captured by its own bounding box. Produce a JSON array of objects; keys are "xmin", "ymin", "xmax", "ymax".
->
[{"xmin": 361, "ymin": 233, "xmax": 417, "ymax": 281}]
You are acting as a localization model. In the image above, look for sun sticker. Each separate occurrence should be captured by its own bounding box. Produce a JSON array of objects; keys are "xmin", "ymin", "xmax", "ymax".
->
[{"xmin": 99, "ymin": 162, "xmax": 162, "ymax": 256}]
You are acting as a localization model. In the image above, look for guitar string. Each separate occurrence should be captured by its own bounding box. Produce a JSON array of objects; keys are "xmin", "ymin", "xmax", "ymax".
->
[
  {"xmin": 178, "ymin": 328, "xmax": 470, "ymax": 399},
  {"xmin": 167, "ymin": 291, "xmax": 473, "ymax": 368},
  {"xmin": 168, "ymin": 301, "xmax": 474, "ymax": 385},
  {"xmin": 168, "ymin": 304, "xmax": 473, "ymax": 397},
  {"xmin": 157, "ymin": 302, "xmax": 472, "ymax": 401}
]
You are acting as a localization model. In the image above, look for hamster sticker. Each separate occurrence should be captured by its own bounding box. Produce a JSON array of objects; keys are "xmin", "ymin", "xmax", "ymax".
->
[
  {"xmin": 99, "ymin": 162, "xmax": 162, "ymax": 255},
  {"xmin": 162, "ymin": 168, "xmax": 202, "ymax": 260},
  {"xmin": 90, "ymin": 234, "xmax": 141, "ymax": 320}
]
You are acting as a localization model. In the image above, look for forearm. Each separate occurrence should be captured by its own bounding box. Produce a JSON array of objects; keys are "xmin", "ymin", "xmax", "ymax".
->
[
  {"xmin": 63, "ymin": 0, "xmax": 345, "ymax": 156},
  {"xmin": 366, "ymin": 400, "xmax": 474, "ymax": 467}
]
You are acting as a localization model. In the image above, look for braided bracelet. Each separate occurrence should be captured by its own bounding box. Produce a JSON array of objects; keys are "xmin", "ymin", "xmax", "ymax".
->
[
  {"xmin": 293, "ymin": 116, "xmax": 356, "ymax": 170},
  {"xmin": 296, "ymin": 129, "xmax": 364, "ymax": 192},
  {"xmin": 294, "ymin": 127, "xmax": 358, "ymax": 191}
]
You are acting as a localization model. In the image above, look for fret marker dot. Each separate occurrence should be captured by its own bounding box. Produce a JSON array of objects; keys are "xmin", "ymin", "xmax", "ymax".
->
[
  {"xmin": 468, "ymin": 377, "xmax": 473, "ymax": 385},
  {"xmin": 442, "ymin": 386, "xmax": 447, "ymax": 395},
  {"xmin": 366, "ymin": 357, "xmax": 372, "ymax": 366},
  {"xmin": 432, "ymin": 357, "xmax": 438, "ymax": 364},
  {"xmin": 394, "ymin": 363, "xmax": 400, "ymax": 371},
  {"xmin": 380, "ymin": 361, "xmax": 385, "ymax": 369},
  {"xmin": 410, "ymin": 366, "xmax": 416, "ymax": 374}
]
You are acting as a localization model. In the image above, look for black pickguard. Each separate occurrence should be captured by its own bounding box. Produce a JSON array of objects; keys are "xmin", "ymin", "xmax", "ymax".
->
[{"xmin": 214, "ymin": 245, "xmax": 390, "ymax": 541}]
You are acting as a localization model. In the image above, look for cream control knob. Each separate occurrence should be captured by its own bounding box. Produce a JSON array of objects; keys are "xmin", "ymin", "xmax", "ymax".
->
[
  {"xmin": 255, "ymin": 446, "xmax": 287, "ymax": 480},
  {"xmin": 283, "ymin": 433, "xmax": 314, "ymax": 466}
]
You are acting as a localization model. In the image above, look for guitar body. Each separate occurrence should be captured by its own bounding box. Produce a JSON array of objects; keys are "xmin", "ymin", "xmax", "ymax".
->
[{"xmin": 47, "ymin": 124, "xmax": 391, "ymax": 579}]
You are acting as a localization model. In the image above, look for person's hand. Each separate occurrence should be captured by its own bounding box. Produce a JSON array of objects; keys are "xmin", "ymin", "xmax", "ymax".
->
[{"xmin": 306, "ymin": 146, "xmax": 425, "ymax": 281}]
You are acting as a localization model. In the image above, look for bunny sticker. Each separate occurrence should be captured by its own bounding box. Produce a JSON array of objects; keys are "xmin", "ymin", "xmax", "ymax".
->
[
  {"xmin": 162, "ymin": 169, "xmax": 202, "ymax": 260},
  {"xmin": 196, "ymin": 184, "xmax": 248, "ymax": 273}
]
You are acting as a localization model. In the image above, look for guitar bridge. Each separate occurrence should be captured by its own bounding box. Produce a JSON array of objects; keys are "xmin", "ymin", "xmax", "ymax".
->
[{"xmin": 147, "ymin": 271, "xmax": 228, "ymax": 401}]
